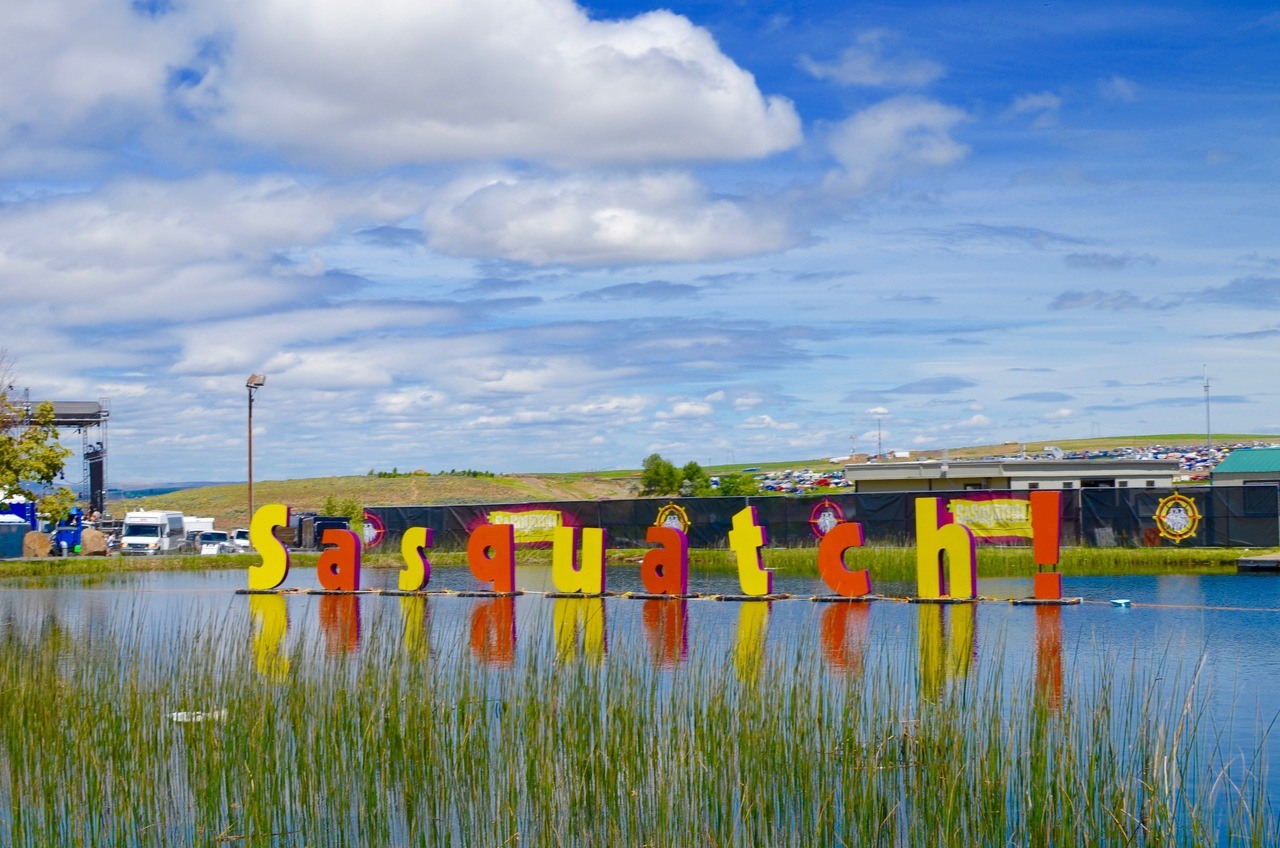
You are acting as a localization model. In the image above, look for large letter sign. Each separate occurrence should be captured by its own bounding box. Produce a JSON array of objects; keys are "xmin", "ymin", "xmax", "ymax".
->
[
  {"xmin": 640, "ymin": 525, "xmax": 689, "ymax": 595},
  {"xmin": 1030, "ymin": 490, "xmax": 1063, "ymax": 600},
  {"xmin": 817, "ymin": 521, "xmax": 872, "ymax": 597},
  {"xmin": 317, "ymin": 528, "xmax": 361, "ymax": 592},
  {"xmin": 399, "ymin": 526, "xmax": 433, "ymax": 592},
  {"xmin": 247, "ymin": 504, "xmax": 291, "ymax": 590},
  {"xmin": 468, "ymin": 523, "xmax": 517, "ymax": 593},
  {"xmin": 915, "ymin": 497, "xmax": 977, "ymax": 599},
  {"xmin": 551, "ymin": 526, "xmax": 607, "ymax": 594},
  {"xmin": 729, "ymin": 506, "xmax": 771, "ymax": 596}
]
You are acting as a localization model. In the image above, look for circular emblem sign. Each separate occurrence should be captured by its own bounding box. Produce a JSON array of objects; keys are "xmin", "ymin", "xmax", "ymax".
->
[
  {"xmin": 654, "ymin": 503, "xmax": 690, "ymax": 534},
  {"xmin": 362, "ymin": 509, "xmax": 386, "ymax": 549},
  {"xmin": 1153, "ymin": 493, "xmax": 1201, "ymax": 544},
  {"xmin": 808, "ymin": 499, "xmax": 844, "ymax": 539}
]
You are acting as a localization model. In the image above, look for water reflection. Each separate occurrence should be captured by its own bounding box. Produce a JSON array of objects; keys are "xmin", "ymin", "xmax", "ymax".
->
[
  {"xmin": 553, "ymin": 597, "xmax": 607, "ymax": 662},
  {"xmin": 819, "ymin": 601, "xmax": 869, "ymax": 676},
  {"xmin": 399, "ymin": 595, "xmax": 431, "ymax": 662},
  {"xmin": 469, "ymin": 596, "xmax": 516, "ymax": 666},
  {"xmin": 319, "ymin": 594, "xmax": 361, "ymax": 654},
  {"xmin": 918, "ymin": 603, "xmax": 977, "ymax": 699},
  {"xmin": 1035, "ymin": 605, "xmax": 1063, "ymax": 711},
  {"xmin": 641, "ymin": 599, "xmax": 688, "ymax": 667},
  {"xmin": 734, "ymin": 601, "xmax": 770, "ymax": 684},
  {"xmin": 249, "ymin": 594, "xmax": 289, "ymax": 682}
]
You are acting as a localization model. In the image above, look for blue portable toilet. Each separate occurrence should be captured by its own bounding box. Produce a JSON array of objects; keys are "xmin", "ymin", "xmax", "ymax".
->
[{"xmin": 0, "ymin": 514, "xmax": 27, "ymax": 558}]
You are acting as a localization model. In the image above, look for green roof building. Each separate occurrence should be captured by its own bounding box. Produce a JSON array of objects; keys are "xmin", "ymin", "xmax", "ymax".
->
[{"xmin": 1211, "ymin": 447, "xmax": 1280, "ymax": 485}]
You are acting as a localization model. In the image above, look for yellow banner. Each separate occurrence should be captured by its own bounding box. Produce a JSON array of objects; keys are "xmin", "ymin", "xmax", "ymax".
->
[
  {"xmin": 489, "ymin": 509, "xmax": 563, "ymax": 544},
  {"xmin": 947, "ymin": 498, "xmax": 1033, "ymax": 539}
]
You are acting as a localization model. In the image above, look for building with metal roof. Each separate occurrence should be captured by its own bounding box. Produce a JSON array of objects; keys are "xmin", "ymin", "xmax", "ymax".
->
[
  {"xmin": 842, "ymin": 457, "xmax": 1180, "ymax": 493},
  {"xmin": 1210, "ymin": 447, "xmax": 1280, "ymax": 486}
]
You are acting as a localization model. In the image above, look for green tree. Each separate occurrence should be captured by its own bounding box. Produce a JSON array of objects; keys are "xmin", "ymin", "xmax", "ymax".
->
[
  {"xmin": 640, "ymin": 453, "xmax": 680, "ymax": 495},
  {"xmin": 679, "ymin": 460, "xmax": 712, "ymax": 496},
  {"xmin": 715, "ymin": 472, "xmax": 760, "ymax": 497},
  {"xmin": 0, "ymin": 364, "xmax": 75, "ymax": 522}
]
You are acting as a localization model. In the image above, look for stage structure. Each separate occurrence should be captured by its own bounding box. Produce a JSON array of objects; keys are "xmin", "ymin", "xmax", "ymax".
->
[{"xmin": 17, "ymin": 393, "xmax": 110, "ymax": 515}]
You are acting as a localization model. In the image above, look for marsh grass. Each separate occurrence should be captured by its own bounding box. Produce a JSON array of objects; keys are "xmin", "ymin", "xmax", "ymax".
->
[
  {"xmin": 0, "ymin": 595, "xmax": 1272, "ymax": 846},
  {"xmin": 3, "ymin": 544, "xmax": 1245, "ymax": 583},
  {"xmin": 353, "ymin": 544, "xmax": 1246, "ymax": 580}
]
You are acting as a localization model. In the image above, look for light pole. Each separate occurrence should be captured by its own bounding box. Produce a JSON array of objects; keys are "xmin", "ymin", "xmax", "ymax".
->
[
  {"xmin": 246, "ymin": 373, "xmax": 266, "ymax": 519},
  {"xmin": 866, "ymin": 407, "xmax": 888, "ymax": 461},
  {"xmin": 1203, "ymin": 365, "xmax": 1211, "ymax": 453}
]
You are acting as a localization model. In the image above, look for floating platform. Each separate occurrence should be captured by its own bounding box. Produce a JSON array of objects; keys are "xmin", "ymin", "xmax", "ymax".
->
[
  {"xmin": 709, "ymin": 593, "xmax": 792, "ymax": 602},
  {"xmin": 616, "ymin": 592, "xmax": 696, "ymax": 601},
  {"xmin": 907, "ymin": 596, "xmax": 979, "ymax": 605},
  {"xmin": 1010, "ymin": 597, "xmax": 1082, "ymax": 606},
  {"xmin": 1238, "ymin": 553, "xmax": 1280, "ymax": 572},
  {"xmin": 810, "ymin": 594, "xmax": 879, "ymax": 603}
]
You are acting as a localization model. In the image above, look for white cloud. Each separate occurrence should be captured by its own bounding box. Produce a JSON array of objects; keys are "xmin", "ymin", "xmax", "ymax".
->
[
  {"xmin": 375, "ymin": 387, "xmax": 448, "ymax": 416},
  {"xmin": 655, "ymin": 400, "xmax": 713, "ymax": 420},
  {"xmin": 1043, "ymin": 408, "xmax": 1073, "ymax": 420},
  {"xmin": 826, "ymin": 96, "xmax": 969, "ymax": 192},
  {"xmin": 0, "ymin": 1, "xmax": 191, "ymax": 174},
  {"xmin": 1098, "ymin": 76, "xmax": 1139, "ymax": 102},
  {"xmin": 738, "ymin": 414, "xmax": 798, "ymax": 430},
  {"xmin": 800, "ymin": 29, "xmax": 944, "ymax": 88},
  {"xmin": 0, "ymin": 174, "xmax": 422, "ymax": 333},
  {"xmin": 196, "ymin": 0, "xmax": 801, "ymax": 167},
  {"xmin": 1006, "ymin": 92, "xmax": 1061, "ymax": 128},
  {"xmin": 425, "ymin": 171, "xmax": 795, "ymax": 265}
]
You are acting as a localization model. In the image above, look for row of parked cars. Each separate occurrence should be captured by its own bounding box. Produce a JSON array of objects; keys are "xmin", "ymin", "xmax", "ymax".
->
[{"xmin": 186, "ymin": 528, "xmax": 252, "ymax": 555}]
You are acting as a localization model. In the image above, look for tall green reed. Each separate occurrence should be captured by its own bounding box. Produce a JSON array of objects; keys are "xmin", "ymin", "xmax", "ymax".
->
[{"xmin": 0, "ymin": 595, "xmax": 1271, "ymax": 846}]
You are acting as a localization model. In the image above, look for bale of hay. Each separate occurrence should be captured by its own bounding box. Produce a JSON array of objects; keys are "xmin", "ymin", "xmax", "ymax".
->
[
  {"xmin": 80, "ymin": 528, "xmax": 108, "ymax": 556},
  {"xmin": 23, "ymin": 532, "xmax": 52, "ymax": 558}
]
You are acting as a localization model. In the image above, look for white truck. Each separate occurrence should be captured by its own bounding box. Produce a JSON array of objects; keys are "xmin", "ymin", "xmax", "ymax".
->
[{"xmin": 120, "ymin": 510, "xmax": 186, "ymax": 556}]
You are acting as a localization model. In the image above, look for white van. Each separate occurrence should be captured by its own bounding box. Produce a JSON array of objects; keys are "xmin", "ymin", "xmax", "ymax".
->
[{"xmin": 120, "ymin": 510, "xmax": 186, "ymax": 556}]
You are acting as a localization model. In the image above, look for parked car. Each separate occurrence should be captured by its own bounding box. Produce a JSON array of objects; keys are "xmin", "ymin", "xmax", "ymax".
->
[
  {"xmin": 197, "ymin": 531, "xmax": 236, "ymax": 555},
  {"xmin": 231, "ymin": 528, "xmax": 251, "ymax": 551}
]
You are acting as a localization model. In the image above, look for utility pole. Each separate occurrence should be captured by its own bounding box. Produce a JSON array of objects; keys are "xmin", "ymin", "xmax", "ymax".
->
[
  {"xmin": 246, "ymin": 373, "xmax": 266, "ymax": 520},
  {"xmin": 1203, "ymin": 365, "xmax": 1211, "ymax": 453}
]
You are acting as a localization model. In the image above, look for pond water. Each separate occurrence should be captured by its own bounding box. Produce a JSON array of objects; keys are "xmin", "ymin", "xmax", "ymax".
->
[{"xmin": 1, "ymin": 564, "xmax": 1278, "ymax": 836}]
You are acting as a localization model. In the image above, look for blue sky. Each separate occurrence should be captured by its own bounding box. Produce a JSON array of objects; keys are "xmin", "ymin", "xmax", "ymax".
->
[{"xmin": 2, "ymin": 0, "xmax": 1277, "ymax": 483}]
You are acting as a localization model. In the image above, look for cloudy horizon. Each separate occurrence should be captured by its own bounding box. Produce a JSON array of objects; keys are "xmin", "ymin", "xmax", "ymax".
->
[{"xmin": 2, "ymin": 0, "xmax": 1277, "ymax": 483}]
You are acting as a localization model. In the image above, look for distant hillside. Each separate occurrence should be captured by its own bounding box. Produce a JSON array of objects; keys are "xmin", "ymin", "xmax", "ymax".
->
[
  {"xmin": 108, "ymin": 471, "xmax": 644, "ymax": 530},
  {"xmin": 107, "ymin": 433, "xmax": 1276, "ymax": 531},
  {"xmin": 907, "ymin": 434, "xmax": 1275, "ymax": 460}
]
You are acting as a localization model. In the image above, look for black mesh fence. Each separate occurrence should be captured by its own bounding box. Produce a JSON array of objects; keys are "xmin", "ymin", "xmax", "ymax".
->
[
  {"xmin": 363, "ymin": 485, "xmax": 1276, "ymax": 553},
  {"xmin": 1080, "ymin": 485, "xmax": 1280, "ymax": 548}
]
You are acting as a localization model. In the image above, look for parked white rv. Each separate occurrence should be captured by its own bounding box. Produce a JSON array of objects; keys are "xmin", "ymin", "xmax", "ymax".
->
[
  {"xmin": 120, "ymin": 510, "xmax": 186, "ymax": 556},
  {"xmin": 184, "ymin": 516, "xmax": 215, "ymax": 535}
]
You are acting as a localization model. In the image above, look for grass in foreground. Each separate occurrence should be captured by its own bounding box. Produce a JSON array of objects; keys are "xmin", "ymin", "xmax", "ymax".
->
[
  {"xmin": 0, "ymin": 544, "xmax": 1253, "ymax": 583},
  {"xmin": 0, "ymin": 596, "xmax": 1271, "ymax": 846}
]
